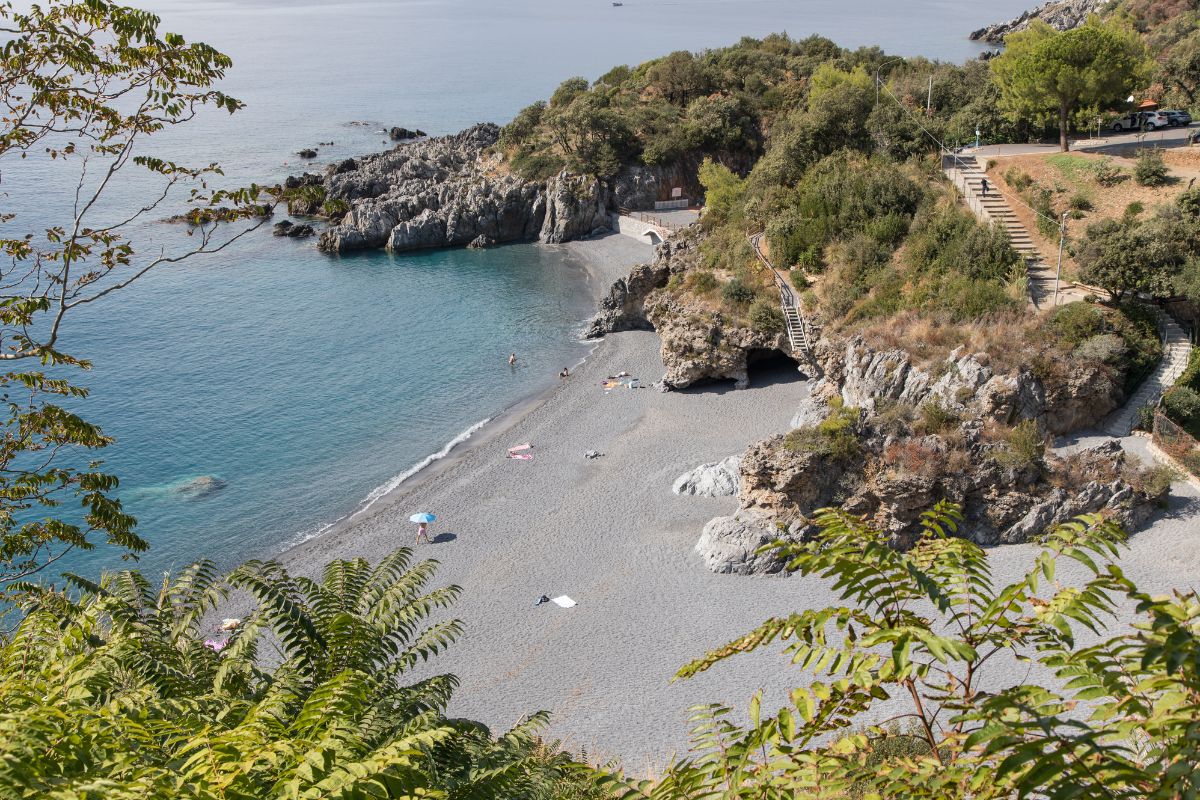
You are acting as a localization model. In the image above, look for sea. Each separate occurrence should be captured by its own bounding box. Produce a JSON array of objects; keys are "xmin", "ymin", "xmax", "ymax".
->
[{"xmin": 8, "ymin": 0, "xmax": 1035, "ymax": 578}]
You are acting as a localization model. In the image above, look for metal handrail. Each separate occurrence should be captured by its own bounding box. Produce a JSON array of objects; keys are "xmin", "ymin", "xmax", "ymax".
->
[{"xmin": 748, "ymin": 233, "xmax": 811, "ymax": 354}]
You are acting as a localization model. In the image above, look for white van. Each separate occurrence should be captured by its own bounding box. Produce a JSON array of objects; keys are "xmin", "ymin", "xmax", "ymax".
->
[{"xmin": 1111, "ymin": 111, "xmax": 1171, "ymax": 132}]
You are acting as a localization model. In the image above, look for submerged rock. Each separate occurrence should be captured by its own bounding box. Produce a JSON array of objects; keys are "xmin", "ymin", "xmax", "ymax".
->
[
  {"xmin": 296, "ymin": 148, "xmax": 318, "ymax": 159},
  {"xmin": 173, "ymin": 475, "xmax": 227, "ymax": 501},
  {"xmin": 673, "ymin": 455, "xmax": 742, "ymax": 497}
]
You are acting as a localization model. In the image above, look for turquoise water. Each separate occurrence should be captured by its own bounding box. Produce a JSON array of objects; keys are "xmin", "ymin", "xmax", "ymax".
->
[{"xmin": 11, "ymin": 0, "xmax": 1036, "ymax": 577}]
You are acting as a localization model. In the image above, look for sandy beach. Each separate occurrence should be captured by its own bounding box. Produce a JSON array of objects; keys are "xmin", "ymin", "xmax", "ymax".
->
[{"xmin": 282, "ymin": 233, "xmax": 1200, "ymax": 768}]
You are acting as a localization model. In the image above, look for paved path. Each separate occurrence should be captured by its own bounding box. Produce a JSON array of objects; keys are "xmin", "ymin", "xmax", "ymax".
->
[
  {"xmin": 968, "ymin": 123, "xmax": 1195, "ymax": 158},
  {"xmin": 1101, "ymin": 312, "xmax": 1193, "ymax": 437}
]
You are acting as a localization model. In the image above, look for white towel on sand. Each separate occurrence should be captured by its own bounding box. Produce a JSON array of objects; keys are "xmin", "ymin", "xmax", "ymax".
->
[{"xmin": 551, "ymin": 595, "xmax": 577, "ymax": 608}]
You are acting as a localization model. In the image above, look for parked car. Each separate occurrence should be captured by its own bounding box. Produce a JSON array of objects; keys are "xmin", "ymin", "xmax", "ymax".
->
[
  {"xmin": 1163, "ymin": 110, "xmax": 1193, "ymax": 127},
  {"xmin": 1111, "ymin": 111, "xmax": 1171, "ymax": 131}
]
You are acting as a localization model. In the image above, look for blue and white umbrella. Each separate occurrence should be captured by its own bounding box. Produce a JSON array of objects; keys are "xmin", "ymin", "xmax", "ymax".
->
[{"xmin": 409, "ymin": 512, "xmax": 436, "ymax": 524}]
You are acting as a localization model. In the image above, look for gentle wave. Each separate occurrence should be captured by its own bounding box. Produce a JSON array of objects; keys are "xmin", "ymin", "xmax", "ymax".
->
[{"xmin": 283, "ymin": 416, "xmax": 492, "ymax": 549}]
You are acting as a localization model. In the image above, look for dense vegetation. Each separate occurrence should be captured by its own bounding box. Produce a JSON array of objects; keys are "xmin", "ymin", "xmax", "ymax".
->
[{"xmin": 499, "ymin": 36, "xmax": 1016, "ymax": 181}]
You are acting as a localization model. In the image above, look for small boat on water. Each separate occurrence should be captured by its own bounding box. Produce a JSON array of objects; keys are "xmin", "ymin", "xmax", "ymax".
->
[{"xmin": 612, "ymin": 2, "xmax": 623, "ymax": 6}]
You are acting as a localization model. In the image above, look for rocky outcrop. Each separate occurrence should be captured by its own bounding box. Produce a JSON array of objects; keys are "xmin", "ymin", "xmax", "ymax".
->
[
  {"xmin": 823, "ymin": 337, "xmax": 1123, "ymax": 436},
  {"xmin": 673, "ymin": 455, "xmax": 741, "ymax": 497},
  {"xmin": 273, "ymin": 220, "xmax": 315, "ymax": 238},
  {"xmin": 297, "ymin": 148, "xmax": 318, "ymax": 159},
  {"xmin": 969, "ymin": 0, "xmax": 1111, "ymax": 43},
  {"xmin": 694, "ymin": 512, "xmax": 792, "ymax": 575},
  {"xmin": 687, "ymin": 331, "xmax": 1161, "ymax": 573},
  {"xmin": 388, "ymin": 126, "xmax": 427, "ymax": 141},
  {"xmin": 312, "ymin": 124, "xmax": 616, "ymax": 255},
  {"xmin": 647, "ymin": 297, "xmax": 792, "ymax": 389},
  {"xmin": 587, "ymin": 235, "xmax": 700, "ymax": 338},
  {"xmin": 701, "ymin": 412, "xmax": 1165, "ymax": 574}
]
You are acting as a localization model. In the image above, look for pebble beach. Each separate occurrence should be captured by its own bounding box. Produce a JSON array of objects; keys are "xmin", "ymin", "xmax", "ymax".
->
[{"xmin": 281, "ymin": 233, "xmax": 1200, "ymax": 767}]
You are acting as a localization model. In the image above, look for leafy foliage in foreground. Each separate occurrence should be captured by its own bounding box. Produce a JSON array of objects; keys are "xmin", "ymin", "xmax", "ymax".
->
[
  {"xmin": 599, "ymin": 502, "xmax": 1200, "ymax": 799},
  {"xmin": 0, "ymin": 549, "xmax": 575, "ymax": 799},
  {"xmin": 0, "ymin": 0, "xmax": 269, "ymax": 598}
]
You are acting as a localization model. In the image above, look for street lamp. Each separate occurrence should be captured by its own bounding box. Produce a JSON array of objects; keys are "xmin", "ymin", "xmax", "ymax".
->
[
  {"xmin": 1053, "ymin": 211, "xmax": 1069, "ymax": 306},
  {"xmin": 874, "ymin": 56, "xmax": 907, "ymax": 104}
]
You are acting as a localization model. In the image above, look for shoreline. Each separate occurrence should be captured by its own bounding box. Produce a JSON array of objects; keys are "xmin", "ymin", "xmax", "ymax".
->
[{"xmin": 276, "ymin": 232, "xmax": 655, "ymax": 565}]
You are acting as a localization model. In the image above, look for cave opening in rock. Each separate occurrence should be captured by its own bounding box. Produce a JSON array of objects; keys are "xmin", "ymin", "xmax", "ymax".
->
[{"xmin": 746, "ymin": 348, "xmax": 807, "ymax": 386}]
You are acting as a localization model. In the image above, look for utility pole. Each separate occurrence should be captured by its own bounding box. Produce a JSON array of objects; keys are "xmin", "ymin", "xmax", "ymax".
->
[
  {"xmin": 1053, "ymin": 211, "xmax": 1068, "ymax": 306},
  {"xmin": 926, "ymin": 74, "xmax": 933, "ymax": 116}
]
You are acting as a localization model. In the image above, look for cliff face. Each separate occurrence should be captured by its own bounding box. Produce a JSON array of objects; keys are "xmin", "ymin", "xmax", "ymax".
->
[
  {"xmin": 310, "ymin": 124, "xmax": 616, "ymax": 255},
  {"xmin": 588, "ymin": 230, "xmax": 800, "ymax": 389},
  {"xmin": 969, "ymin": 0, "xmax": 1112, "ymax": 43},
  {"xmin": 307, "ymin": 125, "xmax": 700, "ymax": 255},
  {"xmin": 691, "ymin": 333, "xmax": 1163, "ymax": 574}
]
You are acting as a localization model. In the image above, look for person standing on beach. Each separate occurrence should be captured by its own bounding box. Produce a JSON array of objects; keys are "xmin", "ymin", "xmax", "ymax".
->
[
  {"xmin": 559, "ymin": 367, "xmax": 569, "ymax": 380},
  {"xmin": 416, "ymin": 521, "xmax": 428, "ymax": 544},
  {"xmin": 509, "ymin": 352, "xmax": 517, "ymax": 366}
]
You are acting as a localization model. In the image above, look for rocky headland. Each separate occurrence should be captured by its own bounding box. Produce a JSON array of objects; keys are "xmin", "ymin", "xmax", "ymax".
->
[
  {"xmin": 969, "ymin": 0, "xmax": 1112, "ymax": 43},
  {"xmin": 275, "ymin": 123, "xmax": 696, "ymax": 256}
]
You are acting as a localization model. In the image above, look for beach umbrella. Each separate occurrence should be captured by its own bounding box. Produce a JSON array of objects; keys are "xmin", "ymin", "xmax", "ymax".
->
[{"xmin": 409, "ymin": 512, "xmax": 436, "ymax": 523}]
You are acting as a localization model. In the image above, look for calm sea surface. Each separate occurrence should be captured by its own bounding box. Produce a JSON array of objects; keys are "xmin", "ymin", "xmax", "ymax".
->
[{"xmin": 13, "ymin": 0, "xmax": 1034, "ymax": 577}]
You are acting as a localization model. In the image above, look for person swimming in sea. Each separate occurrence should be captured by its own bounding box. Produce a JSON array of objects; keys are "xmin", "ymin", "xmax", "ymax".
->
[{"xmin": 509, "ymin": 352, "xmax": 518, "ymax": 366}]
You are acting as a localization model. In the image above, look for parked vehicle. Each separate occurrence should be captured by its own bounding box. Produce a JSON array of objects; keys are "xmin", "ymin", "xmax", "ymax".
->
[
  {"xmin": 1164, "ymin": 110, "xmax": 1193, "ymax": 127},
  {"xmin": 1111, "ymin": 111, "xmax": 1171, "ymax": 131}
]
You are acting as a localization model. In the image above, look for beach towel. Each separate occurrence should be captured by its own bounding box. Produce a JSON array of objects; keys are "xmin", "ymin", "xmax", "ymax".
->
[
  {"xmin": 507, "ymin": 453, "xmax": 533, "ymax": 461},
  {"xmin": 551, "ymin": 595, "xmax": 576, "ymax": 608},
  {"xmin": 507, "ymin": 443, "xmax": 532, "ymax": 452}
]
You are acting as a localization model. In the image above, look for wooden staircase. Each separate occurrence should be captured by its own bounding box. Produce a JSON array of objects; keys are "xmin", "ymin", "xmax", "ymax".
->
[{"xmin": 749, "ymin": 233, "xmax": 814, "ymax": 359}]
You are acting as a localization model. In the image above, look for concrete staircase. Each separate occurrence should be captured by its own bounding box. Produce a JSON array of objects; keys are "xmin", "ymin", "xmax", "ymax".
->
[
  {"xmin": 942, "ymin": 154, "xmax": 1059, "ymax": 309},
  {"xmin": 1101, "ymin": 312, "xmax": 1193, "ymax": 437}
]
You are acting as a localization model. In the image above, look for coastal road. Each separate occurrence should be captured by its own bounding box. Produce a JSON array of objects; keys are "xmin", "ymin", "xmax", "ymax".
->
[{"xmin": 969, "ymin": 123, "xmax": 1196, "ymax": 158}]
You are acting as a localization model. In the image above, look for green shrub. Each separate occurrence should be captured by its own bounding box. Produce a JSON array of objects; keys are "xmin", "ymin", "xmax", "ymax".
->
[
  {"xmin": 1163, "ymin": 386, "xmax": 1200, "ymax": 438},
  {"xmin": 913, "ymin": 400, "xmax": 959, "ymax": 435},
  {"xmin": 1074, "ymin": 333, "xmax": 1126, "ymax": 365},
  {"xmin": 1091, "ymin": 157, "xmax": 1124, "ymax": 186},
  {"xmin": 722, "ymin": 278, "xmax": 757, "ymax": 305},
  {"xmin": 1113, "ymin": 303, "xmax": 1164, "ymax": 393},
  {"xmin": 1051, "ymin": 302, "xmax": 1105, "ymax": 346},
  {"xmin": 1133, "ymin": 404, "xmax": 1156, "ymax": 432},
  {"xmin": 322, "ymin": 198, "xmax": 350, "ymax": 217},
  {"xmin": 1124, "ymin": 200, "xmax": 1145, "ymax": 218},
  {"xmin": 1177, "ymin": 348, "xmax": 1200, "ymax": 392},
  {"xmin": 1068, "ymin": 192, "xmax": 1093, "ymax": 212},
  {"xmin": 1134, "ymin": 149, "xmax": 1169, "ymax": 187},
  {"xmin": 1183, "ymin": 449, "xmax": 1200, "ymax": 477},
  {"xmin": 687, "ymin": 270, "xmax": 718, "ymax": 294},
  {"xmin": 510, "ymin": 150, "xmax": 566, "ymax": 181},
  {"xmin": 783, "ymin": 399, "xmax": 860, "ymax": 460},
  {"xmin": 1133, "ymin": 464, "xmax": 1178, "ymax": 498},
  {"xmin": 995, "ymin": 419, "xmax": 1045, "ymax": 469},
  {"xmin": 865, "ymin": 213, "xmax": 909, "ymax": 245},
  {"xmin": 748, "ymin": 299, "xmax": 785, "ymax": 332},
  {"xmin": 1003, "ymin": 167, "xmax": 1032, "ymax": 190}
]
